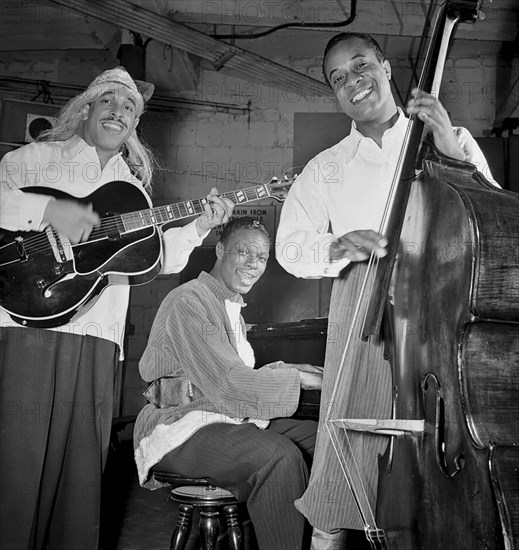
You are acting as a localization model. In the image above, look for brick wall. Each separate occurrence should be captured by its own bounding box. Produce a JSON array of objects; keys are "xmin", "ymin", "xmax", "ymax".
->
[{"xmin": 2, "ymin": 47, "xmax": 517, "ymax": 420}]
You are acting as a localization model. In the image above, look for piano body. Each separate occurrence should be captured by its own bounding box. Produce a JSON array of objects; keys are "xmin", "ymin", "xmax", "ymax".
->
[{"xmin": 247, "ymin": 317, "xmax": 328, "ymax": 419}]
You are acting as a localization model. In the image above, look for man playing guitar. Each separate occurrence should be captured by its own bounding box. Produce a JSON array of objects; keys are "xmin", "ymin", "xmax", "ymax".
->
[{"xmin": 0, "ymin": 66, "xmax": 233, "ymax": 550}]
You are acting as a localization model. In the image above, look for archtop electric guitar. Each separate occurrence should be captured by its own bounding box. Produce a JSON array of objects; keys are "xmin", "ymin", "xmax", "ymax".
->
[{"xmin": 0, "ymin": 178, "xmax": 291, "ymax": 328}]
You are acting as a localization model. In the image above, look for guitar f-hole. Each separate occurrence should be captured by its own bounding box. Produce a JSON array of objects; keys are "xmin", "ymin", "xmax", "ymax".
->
[{"xmin": 42, "ymin": 271, "xmax": 78, "ymax": 299}]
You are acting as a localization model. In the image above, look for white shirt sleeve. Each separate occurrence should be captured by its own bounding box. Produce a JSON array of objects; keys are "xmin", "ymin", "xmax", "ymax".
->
[
  {"xmin": 275, "ymin": 167, "xmax": 349, "ymax": 279},
  {"xmin": 0, "ymin": 145, "xmax": 54, "ymax": 231},
  {"xmin": 160, "ymin": 219, "xmax": 209, "ymax": 274},
  {"xmin": 455, "ymin": 127, "xmax": 500, "ymax": 187}
]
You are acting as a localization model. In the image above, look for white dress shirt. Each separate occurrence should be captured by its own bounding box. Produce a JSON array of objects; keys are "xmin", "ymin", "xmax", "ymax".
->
[
  {"xmin": 0, "ymin": 136, "xmax": 206, "ymax": 353},
  {"xmin": 276, "ymin": 110, "xmax": 497, "ymax": 279}
]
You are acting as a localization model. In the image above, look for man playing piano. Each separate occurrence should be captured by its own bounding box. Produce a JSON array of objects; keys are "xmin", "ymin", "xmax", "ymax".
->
[{"xmin": 134, "ymin": 216, "xmax": 323, "ymax": 550}]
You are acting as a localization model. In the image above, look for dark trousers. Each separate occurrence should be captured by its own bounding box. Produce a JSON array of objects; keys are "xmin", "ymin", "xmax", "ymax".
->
[
  {"xmin": 0, "ymin": 327, "xmax": 117, "ymax": 550},
  {"xmin": 156, "ymin": 418, "xmax": 318, "ymax": 550}
]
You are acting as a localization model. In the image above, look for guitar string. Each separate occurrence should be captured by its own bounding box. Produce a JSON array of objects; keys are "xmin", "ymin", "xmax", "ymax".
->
[
  {"xmin": 84, "ymin": 179, "xmax": 282, "ymax": 233},
  {"xmin": 14, "ymin": 167, "xmax": 299, "ymax": 255}
]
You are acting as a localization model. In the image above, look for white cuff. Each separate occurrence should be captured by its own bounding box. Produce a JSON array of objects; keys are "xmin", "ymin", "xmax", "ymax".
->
[
  {"xmin": 323, "ymin": 256, "xmax": 350, "ymax": 277},
  {"xmin": 185, "ymin": 218, "xmax": 208, "ymax": 244},
  {"xmin": 21, "ymin": 192, "xmax": 54, "ymax": 231}
]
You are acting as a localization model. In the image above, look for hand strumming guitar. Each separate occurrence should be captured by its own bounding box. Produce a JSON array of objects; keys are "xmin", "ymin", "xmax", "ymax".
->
[{"xmin": 42, "ymin": 199, "xmax": 100, "ymax": 244}]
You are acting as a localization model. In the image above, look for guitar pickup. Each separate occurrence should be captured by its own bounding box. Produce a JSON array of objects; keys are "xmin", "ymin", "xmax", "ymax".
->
[
  {"xmin": 105, "ymin": 214, "xmax": 124, "ymax": 240},
  {"xmin": 46, "ymin": 227, "xmax": 72, "ymax": 263},
  {"xmin": 105, "ymin": 227, "xmax": 122, "ymax": 240}
]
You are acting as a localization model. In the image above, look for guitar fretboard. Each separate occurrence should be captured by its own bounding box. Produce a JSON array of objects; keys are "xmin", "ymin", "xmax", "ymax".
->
[{"xmin": 120, "ymin": 184, "xmax": 271, "ymax": 232}]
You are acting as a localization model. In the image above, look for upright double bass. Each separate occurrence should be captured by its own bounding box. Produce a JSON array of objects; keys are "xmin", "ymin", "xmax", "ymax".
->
[{"xmin": 325, "ymin": 1, "xmax": 519, "ymax": 548}]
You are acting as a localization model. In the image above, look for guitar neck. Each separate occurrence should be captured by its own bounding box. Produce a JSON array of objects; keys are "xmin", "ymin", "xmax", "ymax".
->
[{"xmin": 120, "ymin": 183, "xmax": 271, "ymax": 232}]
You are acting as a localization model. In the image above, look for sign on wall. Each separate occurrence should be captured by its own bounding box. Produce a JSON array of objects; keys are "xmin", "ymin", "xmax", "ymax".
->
[{"xmin": 206, "ymin": 203, "xmax": 278, "ymax": 244}]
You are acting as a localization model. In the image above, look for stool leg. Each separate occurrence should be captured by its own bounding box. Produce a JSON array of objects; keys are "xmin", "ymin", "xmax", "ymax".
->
[
  {"xmin": 199, "ymin": 506, "xmax": 220, "ymax": 550},
  {"xmin": 223, "ymin": 504, "xmax": 242, "ymax": 550},
  {"xmin": 170, "ymin": 503, "xmax": 194, "ymax": 550}
]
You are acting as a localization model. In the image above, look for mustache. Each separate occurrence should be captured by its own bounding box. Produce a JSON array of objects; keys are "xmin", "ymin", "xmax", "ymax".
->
[{"xmin": 100, "ymin": 114, "xmax": 127, "ymax": 126}]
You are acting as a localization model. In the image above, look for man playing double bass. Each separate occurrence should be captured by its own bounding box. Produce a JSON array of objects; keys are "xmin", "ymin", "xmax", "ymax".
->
[{"xmin": 276, "ymin": 32, "xmax": 498, "ymax": 549}]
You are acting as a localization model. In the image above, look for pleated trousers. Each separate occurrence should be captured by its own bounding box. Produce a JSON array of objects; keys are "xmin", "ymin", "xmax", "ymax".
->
[
  {"xmin": 295, "ymin": 267, "xmax": 393, "ymax": 532},
  {"xmin": 156, "ymin": 417, "xmax": 317, "ymax": 550},
  {"xmin": 0, "ymin": 327, "xmax": 117, "ymax": 550}
]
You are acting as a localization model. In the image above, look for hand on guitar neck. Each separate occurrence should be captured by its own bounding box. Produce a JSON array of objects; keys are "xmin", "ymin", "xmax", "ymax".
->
[
  {"xmin": 43, "ymin": 199, "xmax": 100, "ymax": 244},
  {"xmin": 195, "ymin": 186, "xmax": 234, "ymax": 235}
]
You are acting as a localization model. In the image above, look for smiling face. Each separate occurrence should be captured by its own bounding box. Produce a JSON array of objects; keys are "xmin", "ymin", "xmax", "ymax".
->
[
  {"xmin": 324, "ymin": 37, "xmax": 396, "ymax": 130},
  {"xmin": 213, "ymin": 228, "xmax": 270, "ymax": 295},
  {"xmin": 81, "ymin": 84, "xmax": 140, "ymax": 161}
]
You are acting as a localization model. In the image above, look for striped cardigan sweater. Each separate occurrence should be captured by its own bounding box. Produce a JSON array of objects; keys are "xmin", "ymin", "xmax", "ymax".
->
[{"xmin": 133, "ymin": 271, "xmax": 301, "ymax": 488}]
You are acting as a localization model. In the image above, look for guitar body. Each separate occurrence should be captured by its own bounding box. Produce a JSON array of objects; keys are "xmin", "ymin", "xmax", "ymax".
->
[{"xmin": 0, "ymin": 182, "xmax": 161, "ymax": 327}]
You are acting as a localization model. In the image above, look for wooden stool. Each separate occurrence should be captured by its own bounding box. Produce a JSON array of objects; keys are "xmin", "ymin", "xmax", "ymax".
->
[{"xmin": 153, "ymin": 470, "xmax": 242, "ymax": 550}]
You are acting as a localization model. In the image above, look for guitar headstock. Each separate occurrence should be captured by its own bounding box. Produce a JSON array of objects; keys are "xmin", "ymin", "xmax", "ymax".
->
[{"xmin": 265, "ymin": 175, "xmax": 296, "ymax": 202}]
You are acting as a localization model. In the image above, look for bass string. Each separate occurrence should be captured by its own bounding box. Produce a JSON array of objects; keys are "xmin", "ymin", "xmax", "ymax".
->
[
  {"xmin": 322, "ymin": 7, "xmax": 450, "ymax": 520},
  {"xmin": 324, "ymin": 255, "xmax": 380, "ymax": 420},
  {"xmin": 323, "ymin": 255, "xmax": 383, "ymax": 530},
  {"xmin": 321, "ymin": 9, "xmax": 443, "ymax": 531},
  {"xmin": 325, "ymin": 420, "xmax": 378, "ymax": 529}
]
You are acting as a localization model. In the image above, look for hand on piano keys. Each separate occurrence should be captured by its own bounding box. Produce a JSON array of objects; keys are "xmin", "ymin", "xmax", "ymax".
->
[
  {"xmin": 267, "ymin": 361, "xmax": 323, "ymax": 374},
  {"xmin": 299, "ymin": 370, "xmax": 323, "ymax": 390},
  {"xmin": 265, "ymin": 361, "xmax": 323, "ymax": 391}
]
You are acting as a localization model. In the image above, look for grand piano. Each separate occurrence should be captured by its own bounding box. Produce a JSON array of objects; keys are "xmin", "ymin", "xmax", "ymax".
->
[{"xmin": 247, "ymin": 317, "xmax": 328, "ymax": 419}]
